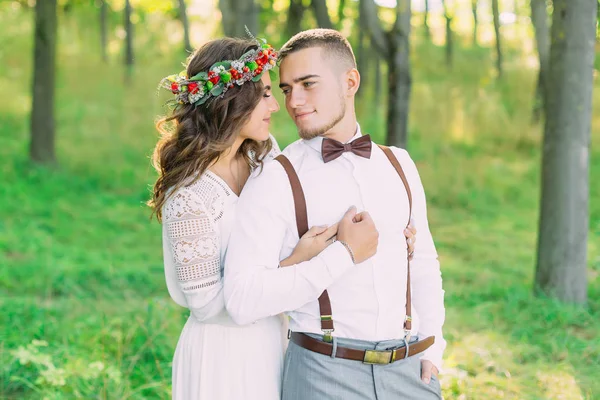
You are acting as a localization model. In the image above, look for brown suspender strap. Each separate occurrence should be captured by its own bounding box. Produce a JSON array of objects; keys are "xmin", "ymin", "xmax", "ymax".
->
[
  {"xmin": 378, "ymin": 145, "xmax": 413, "ymax": 333},
  {"xmin": 275, "ymin": 155, "xmax": 335, "ymax": 340},
  {"xmin": 275, "ymin": 155, "xmax": 308, "ymax": 236}
]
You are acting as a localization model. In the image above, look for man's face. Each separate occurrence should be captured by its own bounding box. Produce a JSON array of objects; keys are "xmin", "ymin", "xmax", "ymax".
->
[{"xmin": 279, "ymin": 47, "xmax": 346, "ymax": 140}]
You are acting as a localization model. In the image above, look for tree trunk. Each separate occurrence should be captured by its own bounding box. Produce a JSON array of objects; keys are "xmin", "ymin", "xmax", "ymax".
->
[
  {"xmin": 337, "ymin": 0, "xmax": 346, "ymax": 27},
  {"xmin": 219, "ymin": 0, "xmax": 236, "ymax": 36},
  {"xmin": 240, "ymin": 0, "xmax": 259, "ymax": 36},
  {"xmin": 535, "ymin": 0, "xmax": 597, "ymax": 305},
  {"xmin": 124, "ymin": 0, "xmax": 134, "ymax": 79},
  {"xmin": 531, "ymin": 0, "xmax": 551, "ymax": 122},
  {"xmin": 357, "ymin": 30, "xmax": 366, "ymax": 93},
  {"xmin": 442, "ymin": 0, "xmax": 453, "ymax": 67},
  {"xmin": 219, "ymin": 0, "xmax": 258, "ymax": 37},
  {"xmin": 286, "ymin": 0, "xmax": 304, "ymax": 38},
  {"xmin": 423, "ymin": 0, "xmax": 430, "ymax": 38},
  {"xmin": 178, "ymin": 0, "xmax": 192, "ymax": 53},
  {"xmin": 100, "ymin": 0, "xmax": 108, "ymax": 62},
  {"xmin": 30, "ymin": 0, "xmax": 57, "ymax": 165},
  {"xmin": 359, "ymin": 0, "xmax": 389, "ymax": 58},
  {"xmin": 491, "ymin": 0, "xmax": 503, "ymax": 77},
  {"xmin": 374, "ymin": 48, "xmax": 382, "ymax": 101},
  {"xmin": 311, "ymin": 0, "xmax": 333, "ymax": 29},
  {"xmin": 386, "ymin": 0, "xmax": 411, "ymax": 149},
  {"xmin": 357, "ymin": 7, "xmax": 369, "ymax": 93},
  {"xmin": 472, "ymin": 0, "xmax": 478, "ymax": 45}
]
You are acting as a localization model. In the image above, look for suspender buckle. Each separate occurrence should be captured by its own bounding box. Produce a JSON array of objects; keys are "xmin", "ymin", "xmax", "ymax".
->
[
  {"xmin": 403, "ymin": 326, "xmax": 412, "ymax": 342},
  {"xmin": 322, "ymin": 329, "xmax": 334, "ymax": 343}
]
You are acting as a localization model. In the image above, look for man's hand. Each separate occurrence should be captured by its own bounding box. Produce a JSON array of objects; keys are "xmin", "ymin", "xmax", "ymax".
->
[
  {"xmin": 337, "ymin": 206, "xmax": 379, "ymax": 264},
  {"xmin": 421, "ymin": 359, "xmax": 439, "ymax": 384}
]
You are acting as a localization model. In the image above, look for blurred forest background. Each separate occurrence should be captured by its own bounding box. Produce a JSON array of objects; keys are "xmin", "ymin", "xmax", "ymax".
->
[{"xmin": 0, "ymin": 0, "xmax": 599, "ymax": 398}]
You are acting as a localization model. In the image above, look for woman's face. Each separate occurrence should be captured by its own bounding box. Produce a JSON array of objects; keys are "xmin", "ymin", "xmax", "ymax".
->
[{"xmin": 239, "ymin": 73, "xmax": 280, "ymax": 142}]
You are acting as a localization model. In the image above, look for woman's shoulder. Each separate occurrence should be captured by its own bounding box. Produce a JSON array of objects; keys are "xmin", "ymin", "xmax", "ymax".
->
[
  {"xmin": 162, "ymin": 172, "xmax": 232, "ymax": 222},
  {"xmin": 268, "ymin": 133, "xmax": 281, "ymax": 154}
]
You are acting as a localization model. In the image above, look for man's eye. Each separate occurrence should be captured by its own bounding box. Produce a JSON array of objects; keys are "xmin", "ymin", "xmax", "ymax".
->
[
  {"xmin": 281, "ymin": 88, "xmax": 290, "ymax": 95},
  {"xmin": 304, "ymin": 82, "xmax": 314, "ymax": 87}
]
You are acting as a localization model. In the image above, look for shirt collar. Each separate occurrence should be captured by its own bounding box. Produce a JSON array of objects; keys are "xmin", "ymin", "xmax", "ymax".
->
[{"xmin": 304, "ymin": 123, "xmax": 363, "ymax": 154}]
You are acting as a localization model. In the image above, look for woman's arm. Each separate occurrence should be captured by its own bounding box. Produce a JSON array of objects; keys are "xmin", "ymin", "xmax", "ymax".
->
[{"xmin": 163, "ymin": 187, "xmax": 225, "ymax": 321}]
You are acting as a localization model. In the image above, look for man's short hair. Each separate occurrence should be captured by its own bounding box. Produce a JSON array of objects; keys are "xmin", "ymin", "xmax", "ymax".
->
[{"xmin": 279, "ymin": 29, "xmax": 357, "ymax": 71}]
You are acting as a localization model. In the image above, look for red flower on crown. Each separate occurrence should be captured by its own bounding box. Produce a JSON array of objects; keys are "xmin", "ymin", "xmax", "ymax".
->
[{"xmin": 188, "ymin": 82, "xmax": 199, "ymax": 94}]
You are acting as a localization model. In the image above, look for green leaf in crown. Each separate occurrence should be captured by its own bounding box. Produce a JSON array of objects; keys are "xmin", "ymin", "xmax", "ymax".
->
[
  {"xmin": 195, "ymin": 94, "xmax": 210, "ymax": 107},
  {"xmin": 210, "ymin": 84, "xmax": 224, "ymax": 97},
  {"xmin": 189, "ymin": 71, "xmax": 208, "ymax": 81},
  {"xmin": 269, "ymin": 69, "xmax": 278, "ymax": 81}
]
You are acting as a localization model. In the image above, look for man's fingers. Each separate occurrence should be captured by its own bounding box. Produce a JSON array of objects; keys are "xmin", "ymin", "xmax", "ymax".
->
[
  {"xmin": 421, "ymin": 362, "xmax": 432, "ymax": 384},
  {"xmin": 343, "ymin": 206, "xmax": 357, "ymax": 222},
  {"xmin": 355, "ymin": 211, "xmax": 372, "ymax": 224},
  {"xmin": 420, "ymin": 360, "xmax": 438, "ymax": 383}
]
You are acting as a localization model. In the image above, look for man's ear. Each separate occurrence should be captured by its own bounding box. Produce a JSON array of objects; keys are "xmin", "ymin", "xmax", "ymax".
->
[{"xmin": 345, "ymin": 68, "xmax": 360, "ymax": 97}]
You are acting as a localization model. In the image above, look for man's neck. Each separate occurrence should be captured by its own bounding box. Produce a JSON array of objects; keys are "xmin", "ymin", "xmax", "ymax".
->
[{"xmin": 321, "ymin": 114, "xmax": 358, "ymax": 143}]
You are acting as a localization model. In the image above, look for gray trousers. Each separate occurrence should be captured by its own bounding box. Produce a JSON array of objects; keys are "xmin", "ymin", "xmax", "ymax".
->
[{"xmin": 281, "ymin": 334, "xmax": 442, "ymax": 400}]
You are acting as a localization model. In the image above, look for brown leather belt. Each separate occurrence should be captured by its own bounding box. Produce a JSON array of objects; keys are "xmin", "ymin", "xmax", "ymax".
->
[{"xmin": 290, "ymin": 332, "xmax": 435, "ymax": 365}]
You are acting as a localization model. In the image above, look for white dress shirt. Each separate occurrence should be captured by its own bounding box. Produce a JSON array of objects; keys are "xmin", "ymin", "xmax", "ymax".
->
[{"xmin": 224, "ymin": 125, "xmax": 446, "ymax": 369}]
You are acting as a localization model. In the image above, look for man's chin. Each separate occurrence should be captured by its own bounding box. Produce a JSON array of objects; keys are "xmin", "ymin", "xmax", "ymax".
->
[{"xmin": 297, "ymin": 125, "xmax": 326, "ymax": 140}]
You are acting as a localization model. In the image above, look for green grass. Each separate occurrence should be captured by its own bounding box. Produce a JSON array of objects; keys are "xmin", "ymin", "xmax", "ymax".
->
[{"xmin": 1, "ymin": 3, "xmax": 599, "ymax": 399}]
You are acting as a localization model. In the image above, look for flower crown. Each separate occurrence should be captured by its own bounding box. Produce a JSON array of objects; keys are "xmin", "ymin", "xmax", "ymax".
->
[{"xmin": 159, "ymin": 37, "xmax": 278, "ymax": 107}]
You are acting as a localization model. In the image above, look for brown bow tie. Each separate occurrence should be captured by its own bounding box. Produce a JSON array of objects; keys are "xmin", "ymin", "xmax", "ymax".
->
[{"xmin": 321, "ymin": 134, "xmax": 372, "ymax": 163}]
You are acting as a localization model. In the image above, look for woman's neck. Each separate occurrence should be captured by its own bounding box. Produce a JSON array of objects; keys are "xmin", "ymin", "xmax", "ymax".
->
[{"xmin": 213, "ymin": 136, "xmax": 245, "ymax": 169}]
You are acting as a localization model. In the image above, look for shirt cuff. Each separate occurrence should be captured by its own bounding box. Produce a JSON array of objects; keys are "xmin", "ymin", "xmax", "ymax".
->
[
  {"xmin": 316, "ymin": 241, "xmax": 355, "ymax": 282},
  {"xmin": 418, "ymin": 337, "xmax": 445, "ymax": 374}
]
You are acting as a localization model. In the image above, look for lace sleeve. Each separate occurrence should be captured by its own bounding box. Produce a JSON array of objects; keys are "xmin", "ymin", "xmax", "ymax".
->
[{"xmin": 163, "ymin": 187, "xmax": 225, "ymax": 321}]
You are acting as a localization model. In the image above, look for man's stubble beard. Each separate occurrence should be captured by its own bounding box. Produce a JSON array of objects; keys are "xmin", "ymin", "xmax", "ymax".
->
[{"xmin": 297, "ymin": 98, "xmax": 346, "ymax": 141}]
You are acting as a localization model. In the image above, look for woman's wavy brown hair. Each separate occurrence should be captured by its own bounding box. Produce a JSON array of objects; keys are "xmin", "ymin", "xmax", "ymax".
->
[{"xmin": 149, "ymin": 38, "xmax": 273, "ymax": 221}]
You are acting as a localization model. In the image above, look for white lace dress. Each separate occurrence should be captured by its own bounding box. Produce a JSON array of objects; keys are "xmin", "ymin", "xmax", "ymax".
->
[{"xmin": 162, "ymin": 140, "xmax": 285, "ymax": 400}]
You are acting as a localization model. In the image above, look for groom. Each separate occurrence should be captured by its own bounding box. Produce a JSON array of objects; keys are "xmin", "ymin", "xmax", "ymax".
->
[{"xmin": 224, "ymin": 29, "xmax": 445, "ymax": 399}]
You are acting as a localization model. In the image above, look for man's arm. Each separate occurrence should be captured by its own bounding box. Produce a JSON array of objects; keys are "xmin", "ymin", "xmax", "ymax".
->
[
  {"xmin": 223, "ymin": 162, "xmax": 354, "ymax": 326},
  {"xmin": 394, "ymin": 148, "xmax": 447, "ymax": 372}
]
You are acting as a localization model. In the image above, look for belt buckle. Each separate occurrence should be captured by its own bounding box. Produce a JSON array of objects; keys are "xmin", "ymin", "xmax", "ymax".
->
[{"xmin": 363, "ymin": 350, "xmax": 393, "ymax": 365}]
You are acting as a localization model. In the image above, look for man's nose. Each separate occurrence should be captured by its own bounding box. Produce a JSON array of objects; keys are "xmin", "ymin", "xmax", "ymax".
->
[{"xmin": 288, "ymin": 89, "xmax": 306, "ymax": 108}]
